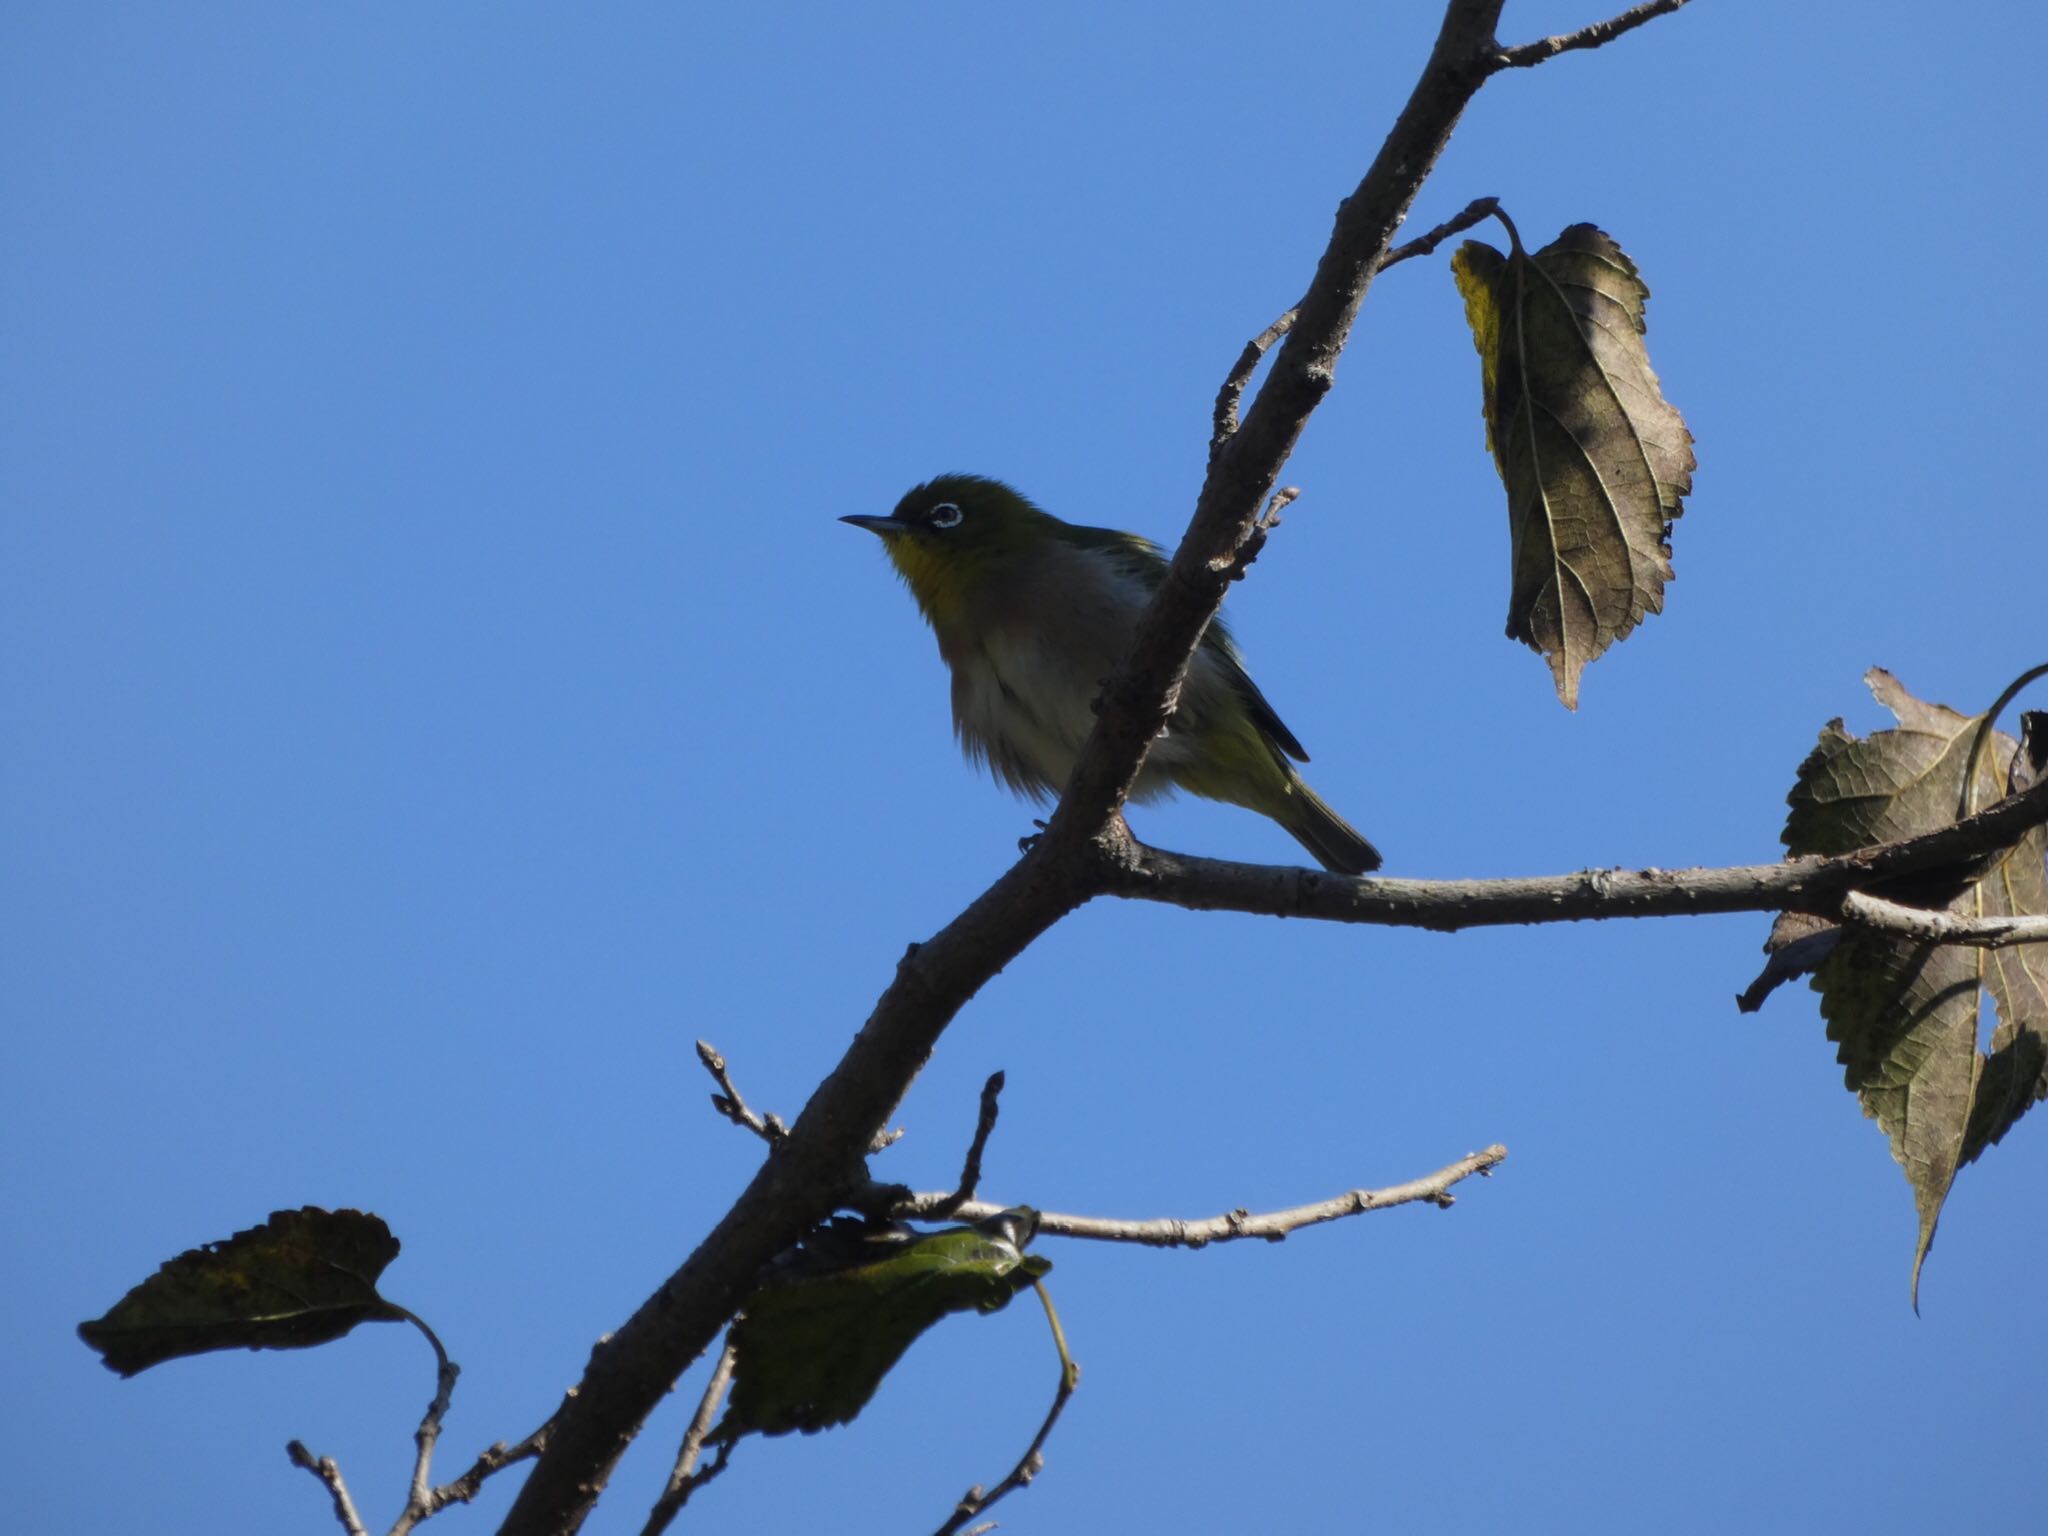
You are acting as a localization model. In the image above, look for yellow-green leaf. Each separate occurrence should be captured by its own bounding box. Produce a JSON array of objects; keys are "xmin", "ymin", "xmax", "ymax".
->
[
  {"xmin": 713, "ymin": 1210, "xmax": 1049, "ymax": 1443},
  {"xmin": 78, "ymin": 1207, "xmax": 402, "ymax": 1376},
  {"xmin": 1451, "ymin": 222, "xmax": 1695, "ymax": 708}
]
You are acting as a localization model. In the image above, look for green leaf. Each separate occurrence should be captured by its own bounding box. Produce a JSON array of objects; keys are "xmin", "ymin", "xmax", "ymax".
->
[
  {"xmin": 78, "ymin": 1207, "xmax": 402, "ymax": 1376},
  {"xmin": 1450, "ymin": 222, "xmax": 1695, "ymax": 708},
  {"xmin": 713, "ymin": 1209, "xmax": 1050, "ymax": 1443},
  {"xmin": 1781, "ymin": 673, "xmax": 2048, "ymax": 1302}
]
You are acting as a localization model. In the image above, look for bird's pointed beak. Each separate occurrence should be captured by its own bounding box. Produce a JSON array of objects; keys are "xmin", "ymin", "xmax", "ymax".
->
[{"xmin": 840, "ymin": 514, "xmax": 908, "ymax": 535}]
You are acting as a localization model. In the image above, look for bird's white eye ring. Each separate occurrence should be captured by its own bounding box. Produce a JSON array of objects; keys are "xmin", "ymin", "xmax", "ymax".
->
[{"xmin": 928, "ymin": 502, "xmax": 963, "ymax": 529}]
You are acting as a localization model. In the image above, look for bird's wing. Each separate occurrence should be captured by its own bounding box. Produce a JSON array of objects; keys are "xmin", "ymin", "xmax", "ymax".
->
[
  {"xmin": 1214, "ymin": 646, "xmax": 1309, "ymax": 762},
  {"xmin": 1063, "ymin": 522, "xmax": 1171, "ymax": 580},
  {"xmin": 1066, "ymin": 523, "xmax": 1310, "ymax": 764}
]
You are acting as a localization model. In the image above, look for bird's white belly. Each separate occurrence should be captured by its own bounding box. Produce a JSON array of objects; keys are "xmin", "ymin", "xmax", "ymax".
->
[{"xmin": 953, "ymin": 627, "xmax": 1211, "ymax": 802}]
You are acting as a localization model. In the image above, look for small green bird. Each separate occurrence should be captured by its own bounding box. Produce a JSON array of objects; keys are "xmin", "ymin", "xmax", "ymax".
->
[{"xmin": 842, "ymin": 474, "xmax": 1381, "ymax": 874}]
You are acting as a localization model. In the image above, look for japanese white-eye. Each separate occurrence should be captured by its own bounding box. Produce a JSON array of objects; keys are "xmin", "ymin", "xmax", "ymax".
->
[{"xmin": 843, "ymin": 475, "xmax": 1381, "ymax": 874}]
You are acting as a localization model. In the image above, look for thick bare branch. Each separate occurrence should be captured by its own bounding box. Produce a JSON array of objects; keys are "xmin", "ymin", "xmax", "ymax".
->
[
  {"xmin": 502, "ymin": 760, "xmax": 2046, "ymax": 1534},
  {"xmin": 1047, "ymin": 0, "xmax": 1510, "ymax": 859},
  {"xmin": 500, "ymin": 862, "xmax": 1090, "ymax": 1535},
  {"xmin": 899, "ymin": 1146, "xmax": 1506, "ymax": 1246},
  {"xmin": 1102, "ymin": 774, "xmax": 2048, "ymax": 935}
]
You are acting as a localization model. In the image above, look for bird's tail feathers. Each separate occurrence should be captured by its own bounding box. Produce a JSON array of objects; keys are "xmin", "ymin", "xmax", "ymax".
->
[{"xmin": 1282, "ymin": 780, "xmax": 1381, "ymax": 875}]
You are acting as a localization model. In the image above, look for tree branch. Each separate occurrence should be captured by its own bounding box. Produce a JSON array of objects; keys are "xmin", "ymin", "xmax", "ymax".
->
[
  {"xmin": 1840, "ymin": 891, "xmax": 2048, "ymax": 948},
  {"xmin": 696, "ymin": 1039, "xmax": 786, "ymax": 1147},
  {"xmin": 640, "ymin": 1343, "xmax": 739, "ymax": 1536},
  {"xmin": 386, "ymin": 1308, "xmax": 459, "ymax": 1536},
  {"xmin": 1047, "ymin": 0, "xmax": 1508, "ymax": 860},
  {"xmin": 285, "ymin": 1305, "xmax": 550, "ymax": 1536},
  {"xmin": 927, "ymin": 1071, "xmax": 1006, "ymax": 1221},
  {"xmin": 496, "ymin": 6, "xmax": 1693, "ymax": 1529},
  {"xmin": 1378, "ymin": 194, "xmax": 1502, "ymax": 271},
  {"xmin": 1491, "ymin": 0, "xmax": 1692, "ymax": 70},
  {"xmin": 417, "ymin": 1428, "xmax": 549, "ymax": 1524},
  {"xmin": 499, "ymin": 862, "xmax": 1091, "ymax": 1535},
  {"xmin": 1212, "ymin": 309, "xmax": 1297, "ymax": 460},
  {"xmin": 932, "ymin": 1281, "xmax": 1080, "ymax": 1536},
  {"xmin": 287, "ymin": 1442, "xmax": 371, "ymax": 1536},
  {"xmin": 896, "ymin": 1145, "xmax": 1507, "ymax": 1246},
  {"xmin": 1100, "ymin": 774, "xmax": 2048, "ymax": 935},
  {"xmin": 1213, "ymin": 194, "xmax": 1502, "ymax": 455}
]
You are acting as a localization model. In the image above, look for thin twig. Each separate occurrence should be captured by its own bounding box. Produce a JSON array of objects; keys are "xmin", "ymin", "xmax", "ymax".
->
[
  {"xmin": 294, "ymin": 1307, "xmax": 530, "ymax": 1536},
  {"xmin": 416, "ymin": 1426, "xmax": 550, "ymax": 1521},
  {"xmin": 1223, "ymin": 485, "xmax": 1303, "ymax": 582},
  {"xmin": 1213, "ymin": 194, "xmax": 1497, "ymax": 464},
  {"xmin": 696, "ymin": 1040, "xmax": 786, "ymax": 1146},
  {"xmin": 641, "ymin": 1342, "xmax": 740, "ymax": 1536},
  {"xmin": 1259, "ymin": 485, "xmax": 1301, "ymax": 529},
  {"xmin": 1211, "ymin": 309, "xmax": 1299, "ymax": 459},
  {"xmin": 896, "ymin": 1145, "xmax": 1506, "ymax": 1246},
  {"xmin": 1841, "ymin": 891, "xmax": 2048, "ymax": 948},
  {"xmin": 373, "ymin": 1305, "xmax": 461, "ymax": 1529},
  {"xmin": 1378, "ymin": 195, "xmax": 1501, "ymax": 270},
  {"xmin": 928, "ymin": 1072, "xmax": 1006, "ymax": 1220},
  {"xmin": 287, "ymin": 1441, "xmax": 371, "ymax": 1536},
  {"xmin": 934, "ymin": 1280, "xmax": 1081, "ymax": 1536},
  {"xmin": 1491, "ymin": 0, "xmax": 1692, "ymax": 70}
]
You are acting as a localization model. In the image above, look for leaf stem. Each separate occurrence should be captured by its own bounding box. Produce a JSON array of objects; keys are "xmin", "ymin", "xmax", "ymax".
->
[
  {"xmin": 1488, "ymin": 202, "xmax": 1524, "ymax": 255},
  {"xmin": 1958, "ymin": 661, "xmax": 2048, "ymax": 818},
  {"xmin": 931, "ymin": 1280, "xmax": 1081, "ymax": 1536}
]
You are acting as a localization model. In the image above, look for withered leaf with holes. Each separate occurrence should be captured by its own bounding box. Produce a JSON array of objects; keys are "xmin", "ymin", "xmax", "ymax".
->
[
  {"xmin": 79, "ymin": 1207, "xmax": 403, "ymax": 1376},
  {"xmin": 1774, "ymin": 671, "xmax": 2048, "ymax": 1304}
]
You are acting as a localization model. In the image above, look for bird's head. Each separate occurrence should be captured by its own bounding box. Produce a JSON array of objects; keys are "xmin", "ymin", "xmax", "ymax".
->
[{"xmin": 841, "ymin": 474, "xmax": 1054, "ymax": 626}]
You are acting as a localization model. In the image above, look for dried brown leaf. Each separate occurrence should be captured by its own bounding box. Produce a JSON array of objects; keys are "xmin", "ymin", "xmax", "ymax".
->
[{"xmin": 1452, "ymin": 222, "xmax": 1695, "ymax": 707}]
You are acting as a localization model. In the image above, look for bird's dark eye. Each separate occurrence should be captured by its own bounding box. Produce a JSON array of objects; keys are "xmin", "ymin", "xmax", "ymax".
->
[{"xmin": 927, "ymin": 501, "xmax": 963, "ymax": 529}]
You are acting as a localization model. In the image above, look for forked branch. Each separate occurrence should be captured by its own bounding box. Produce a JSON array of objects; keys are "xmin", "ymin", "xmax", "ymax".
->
[
  {"xmin": 932, "ymin": 1281, "xmax": 1080, "ymax": 1536},
  {"xmin": 497, "ymin": 5, "xmax": 1712, "ymax": 1530}
]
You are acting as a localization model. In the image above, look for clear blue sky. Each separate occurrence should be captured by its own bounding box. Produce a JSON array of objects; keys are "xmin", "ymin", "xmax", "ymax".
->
[{"xmin": 6, "ymin": 3, "xmax": 2045, "ymax": 1532}]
